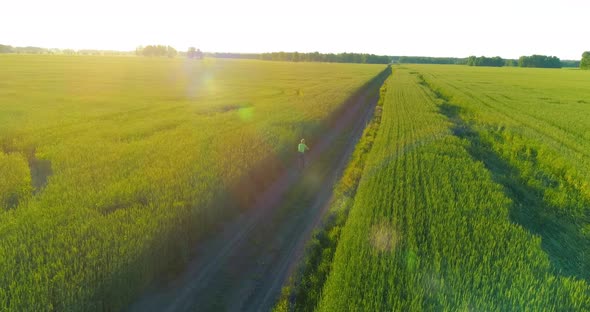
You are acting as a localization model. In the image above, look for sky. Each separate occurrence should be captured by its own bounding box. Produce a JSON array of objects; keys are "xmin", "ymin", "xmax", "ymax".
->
[{"xmin": 1, "ymin": 0, "xmax": 588, "ymax": 60}]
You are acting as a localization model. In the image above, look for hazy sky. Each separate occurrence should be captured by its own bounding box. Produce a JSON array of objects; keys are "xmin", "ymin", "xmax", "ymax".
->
[{"xmin": 2, "ymin": 0, "xmax": 588, "ymax": 59}]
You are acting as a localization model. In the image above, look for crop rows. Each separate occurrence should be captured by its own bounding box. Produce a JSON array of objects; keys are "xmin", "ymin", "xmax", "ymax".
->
[
  {"xmin": 316, "ymin": 68, "xmax": 590, "ymax": 310},
  {"xmin": 0, "ymin": 55, "xmax": 385, "ymax": 311},
  {"xmin": 417, "ymin": 65, "xmax": 590, "ymax": 282}
]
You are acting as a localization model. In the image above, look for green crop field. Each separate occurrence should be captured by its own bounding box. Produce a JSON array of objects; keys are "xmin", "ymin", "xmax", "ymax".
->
[
  {"xmin": 0, "ymin": 55, "xmax": 385, "ymax": 311},
  {"xmin": 419, "ymin": 65, "xmax": 590, "ymax": 284},
  {"xmin": 289, "ymin": 66, "xmax": 590, "ymax": 311}
]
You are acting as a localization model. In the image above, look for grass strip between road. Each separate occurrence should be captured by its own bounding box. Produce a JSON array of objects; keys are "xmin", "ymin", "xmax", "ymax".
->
[{"xmin": 273, "ymin": 76, "xmax": 390, "ymax": 312}]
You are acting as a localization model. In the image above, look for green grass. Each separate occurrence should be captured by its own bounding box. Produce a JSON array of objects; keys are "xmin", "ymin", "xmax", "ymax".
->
[
  {"xmin": 274, "ymin": 77, "xmax": 388, "ymax": 312},
  {"xmin": 0, "ymin": 55, "xmax": 385, "ymax": 311},
  {"xmin": 315, "ymin": 67, "xmax": 590, "ymax": 310},
  {"xmin": 417, "ymin": 65, "xmax": 590, "ymax": 281}
]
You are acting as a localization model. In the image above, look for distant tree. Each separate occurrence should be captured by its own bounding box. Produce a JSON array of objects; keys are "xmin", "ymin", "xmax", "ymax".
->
[
  {"xmin": 257, "ymin": 51, "xmax": 391, "ymax": 64},
  {"xmin": 0, "ymin": 44, "xmax": 14, "ymax": 53},
  {"xmin": 311, "ymin": 51, "xmax": 321, "ymax": 62},
  {"xmin": 218, "ymin": 51, "xmax": 391, "ymax": 64},
  {"xmin": 504, "ymin": 59, "xmax": 517, "ymax": 67},
  {"xmin": 166, "ymin": 46, "xmax": 177, "ymax": 58},
  {"xmin": 396, "ymin": 56, "xmax": 465, "ymax": 65},
  {"xmin": 581, "ymin": 51, "xmax": 590, "ymax": 70},
  {"xmin": 187, "ymin": 47, "xmax": 203, "ymax": 59},
  {"xmin": 490, "ymin": 56, "xmax": 504, "ymax": 67},
  {"xmin": 518, "ymin": 55, "xmax": 561, "ymax": 68},
  {"xmin": 139, "ymin": 45, "xmax": 172, "ymax": 57},
  {"xmin": 12, "ymin": 46, "xmax": 46, "ymax": 54},
  {"xmin": 0, "ymin": 44, "xmax": 133, "ymax": 56},
  {"xmin": 560, "ymin": 60, "xmax": 580, "ymax": 68},
  {"xmin": 157, "ymin": 45, "xmax": 167, "ymax": 56},
  {"xmin": 466, "ymin": 56, "xmax": 504, "ymax": 67},
  {"xmin": 142, "ymin": 45, "xmax": 154, "ymax": 56},
  {"xmin": 187, "ymin": 47, "xmax": 196, "ymax": 58}
]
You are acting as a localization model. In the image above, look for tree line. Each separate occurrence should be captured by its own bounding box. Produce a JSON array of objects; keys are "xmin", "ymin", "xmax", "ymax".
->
[
  {"xmin": 0, "ymin": 44, "xmax": 49, "ymax": 54},
  {"xmin": 393, "ymin": 56, "xmax": 466, "ymax": 64},
  {"xmin": 518, "ymin": 55, "xmax": 561, "ymax": 68},
  {"xmin": 581, "ymin": 51, "xmax": 590, "ymax": 70},
  {"xmin": 195, "ymin": 51, "xmax": 391, "ymax": 64},
  {"xmin": 135, "ymin": 45, "xmax": 178, "ymax": 57},
  {"xmin": 0, "ymin": 44, "xmax": 132, "ymax": 55},
  {"xmin": 258, "ymin": 52, "xmax": 392, "ymax": 64},
  {"xmin": 188, "ymin": 52, "xmax": 467, "ymax": 65},
  {"xmin": 467, "ymin": 56, "xmax": 505, "ymax": 67},
  {"xmin": 465, "ymin": 55, "xmax": 582, "ymax": 68},
  {"xmin": 2, "ymin": 43, "xmax": 587, "ymax": 69}
]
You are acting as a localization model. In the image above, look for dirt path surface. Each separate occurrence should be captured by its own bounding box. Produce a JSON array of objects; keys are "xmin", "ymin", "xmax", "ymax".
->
[{"xmin": 128, "ymin": 82, "xmax": 382, "ymax": 312}]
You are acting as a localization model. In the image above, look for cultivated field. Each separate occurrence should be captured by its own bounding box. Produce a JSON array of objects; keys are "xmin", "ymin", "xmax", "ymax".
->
[
  {"xmin": 0, "ymin": 55, "xmax": 385, "ymax": 310},
  {"xmin": 286, "ymin": 66, "xmax": 590, "ymax": 310}
]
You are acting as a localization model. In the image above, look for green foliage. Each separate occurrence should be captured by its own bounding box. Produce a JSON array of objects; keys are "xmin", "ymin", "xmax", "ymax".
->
[
  {"xmin": 393, "ymin": 56, "xmax": 467, "ymax": 65},
  {"xmin": 0, "ymin": 45, "xmax": 46, "ymax": 54},
  {"xmin": 139, "ymin": 45, "xmax": 177, "ymax": 57},
  {"xmin": 317, "ymin": 68, "xmax": 590, "ymax": 310},
  {"xmin": 0, "ymin": 44, "xmax": 14, "ymax": 53},
  {"xmin": 518, "ymin": 54, "xmax": 561, "ymax": 68},
  {"xmin": 581, "ymin": 51, "xmax": 590, "ymax": 70},
  {"xmin": 0, "ymin": 55, "xmax": 385, "ymax": 311},
  {"xmin": 0, "ymin": 152, "xmax": 32, "ymax": 210},
  {"xmin": 467, "ymin": 56, "xmax": 504, "ymax": 67},
  {"xmin": 504, "ymin": 59, "xmax": 518, "ymax": 66},
  {"xmin": 561, "ymin": 59, "xmax": 580, "ymax": 67},
  {"xmin": 259, "ymin": 52, "xmax": 392, "ymax": 64},
  {"xmin": 189, "ymin": 54, "xmax": 467, "ymax": 65},
  {"xmin": 0, "ymin": 44, "xmax": 132, "ymax": 55}
]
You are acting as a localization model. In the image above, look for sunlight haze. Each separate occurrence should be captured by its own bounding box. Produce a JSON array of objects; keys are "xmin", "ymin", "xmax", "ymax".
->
[{"xmin": 2, "ymin": 0, "xmax": 588, "ymax": 59}]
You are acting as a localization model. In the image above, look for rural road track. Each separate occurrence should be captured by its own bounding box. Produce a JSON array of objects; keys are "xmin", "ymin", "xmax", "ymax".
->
[{"xmin": 128, "ymin": 82, "xmax": 381, "ymax": 312}]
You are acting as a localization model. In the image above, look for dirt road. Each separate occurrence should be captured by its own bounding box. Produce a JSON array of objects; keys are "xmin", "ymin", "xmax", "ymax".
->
[{"xmin": 128, "ymin": 77, "xmax": 384, "ymax": 312}]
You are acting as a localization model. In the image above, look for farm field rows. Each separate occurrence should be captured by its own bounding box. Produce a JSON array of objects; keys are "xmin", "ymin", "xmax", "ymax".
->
[
  {"xmin": 0, "ymin": 55, "xmax": 385, "ymax": 311},
  {"xmin": 129, "ymin": 67, "xmax": 389, "ymax": 312},
  {"xmin": 419, "ymin": 65, "xmax": 590, "ymax": 283},
  {"xmin": 308, "ymin": 67, "xmax": 590, "ymax": 310}
]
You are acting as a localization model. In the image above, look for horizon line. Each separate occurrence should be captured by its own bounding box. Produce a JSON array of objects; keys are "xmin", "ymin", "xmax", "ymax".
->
[{"xmin": 0, "ymin": 43, "xmax": 583, "ymax": 61}]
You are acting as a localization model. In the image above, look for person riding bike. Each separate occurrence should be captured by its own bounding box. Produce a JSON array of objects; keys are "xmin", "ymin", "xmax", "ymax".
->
[{"xmin": 298, "ymin": 139, "xmax": 310, "ymax": 169}]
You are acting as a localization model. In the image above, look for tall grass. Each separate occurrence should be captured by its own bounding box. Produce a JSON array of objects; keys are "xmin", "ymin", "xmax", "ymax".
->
[
  {"xmin": 0, "ymin": 55, "xmax": 385, "ymax": 310},
  {"xmin": 317, "ymin": 68, "xmax": 590, "ymax": 310}
]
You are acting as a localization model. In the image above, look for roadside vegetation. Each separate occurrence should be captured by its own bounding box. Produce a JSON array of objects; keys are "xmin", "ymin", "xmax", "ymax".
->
[{"xmin": 274, "ymin": 76, "xmax": 389, "ymax": 312}]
